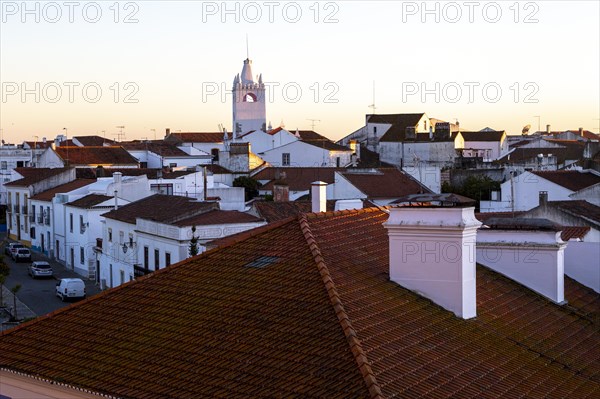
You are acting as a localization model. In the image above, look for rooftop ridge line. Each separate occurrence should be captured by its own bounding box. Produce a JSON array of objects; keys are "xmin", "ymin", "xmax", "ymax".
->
[{"xmin": 298, "ymin": 214, "xmax": 383, "ymax": 399}]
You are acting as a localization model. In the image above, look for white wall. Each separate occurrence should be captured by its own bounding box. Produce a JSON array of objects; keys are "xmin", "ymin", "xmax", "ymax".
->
[
  {"xmin": 260, "ymin": 141, "xmax": 351, "ymax": 168},
  {"xmin": 402, "ymin": 164, "xmax": 441, "ymax": 193},
  {"xmin": 477, "ymin": 229, "xmax": 566, "ymax": 303},
  {"xmin": 570, "ymin": 183, "xmax": 600, "ymax": 206},
  {"xmin": 480, "ymin": 171, "xmax": 574, "ymax": 213},
  {"xmin": 564, "ymin": 241, "xmax": 600, "ymax": 293},
  {"xmin": 328, "ymin": 172, "xmax": 367, "ymax": 201}
]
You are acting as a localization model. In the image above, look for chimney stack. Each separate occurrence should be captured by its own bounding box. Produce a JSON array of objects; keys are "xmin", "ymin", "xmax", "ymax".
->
[
  {"xmin": 546, "ymin": 124, "xmax": 551, "ymax": 134},
  {"xmin": 579, "ymin": 127, "xmax": 584, "ymax": 137},
  {"xmin": 384, "ymin": 194, "xmax": 481, "ymax": 319},
  {"xmin": 311, "ymin": 181, "xmax": 327, "ymax": 213},
  {"xmin": 539, "ymin": 191, "xmax": 548, "ymax": 208},
  {"xmin": 166, "ymin": 128, "xmax": 171, "ymax": 136},
  {"xmin": 273, "ymin": 182, "xmax": 289, "ymax": 202}
]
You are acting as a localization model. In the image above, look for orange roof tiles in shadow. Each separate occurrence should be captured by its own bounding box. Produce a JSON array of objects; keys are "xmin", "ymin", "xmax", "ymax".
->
[
  {"xmin": 54, "ymin": 146, "xmax": 139, "ymax": 166},
  {"xmin": 1, "ymin": 208, "xmax": 599, "ymax": 398},
  {"xmin": 29, "ymin": 179, "xmax": 96, "ymax": 201}
]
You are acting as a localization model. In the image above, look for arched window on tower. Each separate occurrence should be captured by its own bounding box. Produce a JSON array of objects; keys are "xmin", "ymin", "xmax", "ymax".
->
[{"xmin": 244, "ymin": 93, "xmax": 257, "ymax": 102}]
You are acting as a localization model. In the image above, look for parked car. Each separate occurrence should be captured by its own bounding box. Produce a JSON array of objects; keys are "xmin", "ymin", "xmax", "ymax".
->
[
  {"xmin": 56, "ymin": 278, "xmax": 86, "ymax": 301},
  {"xmin": 28, "ymin": 261, "xmax": 53, "ymax": 278},
  {"xmin": 5, "ymin": 242, "xmax": 24, "ymax": 257},
  {"xmin": 12, "ymin": 248, "xmax": 32, "ymax": 262}
]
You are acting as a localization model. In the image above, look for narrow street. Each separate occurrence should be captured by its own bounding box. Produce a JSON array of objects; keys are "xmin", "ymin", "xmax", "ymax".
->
[{"xmin": 1, "ymin": 233, "xmax": 101, "ymax": 327}]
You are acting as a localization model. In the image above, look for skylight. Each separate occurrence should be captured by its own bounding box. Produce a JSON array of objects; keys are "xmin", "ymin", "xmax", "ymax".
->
[{"xmin": 245, "ymin": 256, "xmax": 280, "ymax": 269}]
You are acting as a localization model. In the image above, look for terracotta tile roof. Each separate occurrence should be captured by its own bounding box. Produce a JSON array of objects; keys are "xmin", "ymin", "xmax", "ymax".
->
[
  {"xmin": 549, "ymin": 200, "xmax": 600, "ymax": 226},
  {"xmin": 66, "ymin": 194, "xmax": 114, "ymax": 208},
  {"xmin": 460, "ymin": 130, "xmax": 506, "ymax": 142},
  {"xmin": 532, "ymin": 170, "xmax": 600, "ymax": 191},
  {"xmin": 73, "ymin": 135, "xmax": 114, "ymax": 146},
  {"xmin": 475, "ymin": 211, "xmax": 525, "ymax": 222},
  {"xmin": 121, "ymin": 142, "xmax": 191, "ymax": 157},
  {"xmin": 250, "ymin": 201, "xmax": 335, "ymax": 223},
  {"xmin": 29, "ymin": 179, "xmax": 96, "ymax": 201},
  {"xmin": 371, "ymin": 113, "xmax": 426, "ymax": 142},
  {"xmin": 340, "ymin": 168, "xmax": 430, "ymax": 198},
  {"xmin": 204, "ymin": 164, "xmax": 232, "ymax": 174},
  {"xmin": 23, "ymin": 141, "xmax": 53, "ymax": 149},
  {"xmin": 101, "ymin": 194, "xmax": 218, "ymax": 224},
  {"xmin": 0, "ymin": 217, "xmax": 370, "ymax": 398},
  {"xmin": 76, "ymin": 167, "xmax": 162, "ymax": 179},
  {"xmin": 54, "ymin": 146, "xmax": 139, "ymax": 166},
  {"xmin": 254, "ymin": 167, "xmax": 345, "ymax": 191},
  {"xmin": 497, "ymin": 141, "xmax": 585, "ymax": 165},
  {"xmin": 2, "ymin": 208, "xmax": 599, "ymax": 397},
  {"xmin": 165, "ymin": 132, "xmax": 232, "ymax": 143},
  {"xmin": 560, "ymin": 226, "xmax": 591, "ymax": 241},
  {"xmin": 4, "ymin": 168, "xmax": 71, "ymax": 187},
  {"xmin": 173, "ymin": 210, "xmax": 263, "ymax": 227},
  {"xmin": 288, "ymin": 130, "xmax": 351, "ymax": 152}
]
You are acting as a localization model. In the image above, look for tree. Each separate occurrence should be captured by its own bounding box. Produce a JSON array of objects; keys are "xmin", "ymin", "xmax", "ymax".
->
[
  {"xmin": 442, "ymin": 175, "xmax": 500, "ymax": 211},
  {"xmin": 189, "ymin": 226, "xmax": 199, "ymax": 257},
  {"xmin": 233, "ymin": 176, "xmax": 261, "ymax": 201},
  {"xmin": 0, "ymin": 254, "xmax": 8, "ymax": 307},
  {"xmin": 11, "ymin": 283, "xmax": 21, "ymax": 321}
]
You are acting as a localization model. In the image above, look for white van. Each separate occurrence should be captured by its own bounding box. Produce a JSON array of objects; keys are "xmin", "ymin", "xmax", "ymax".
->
[{"xmin": 55, "ymin": 278, "xmax": 86, "ymax": 301}]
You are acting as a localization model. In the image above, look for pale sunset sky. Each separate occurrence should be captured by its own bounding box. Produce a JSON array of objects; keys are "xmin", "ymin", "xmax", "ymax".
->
[{"xmin": 1, "ymin": 0, "xmax": 599, "ymax": 143}]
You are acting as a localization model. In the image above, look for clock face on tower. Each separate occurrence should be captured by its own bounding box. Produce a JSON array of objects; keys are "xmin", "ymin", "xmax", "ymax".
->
[{"xmin": 244, "ymin": 93, "xmax": 257, "ymax": 103}]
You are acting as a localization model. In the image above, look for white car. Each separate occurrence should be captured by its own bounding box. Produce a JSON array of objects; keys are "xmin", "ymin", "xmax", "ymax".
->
[
  {"xmin": 28, "ymin": 261, "xmax": 54, "ymax": 278},
  {"xmin": 56, "ymin": 278, "xmax": 86, "ymax": 301}
]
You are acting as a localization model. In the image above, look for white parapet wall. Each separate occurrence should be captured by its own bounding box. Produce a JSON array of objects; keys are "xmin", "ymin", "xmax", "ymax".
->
[
  {"xmin": 477, "ymin": 227, "xmax": 567, "ymax": 303},
  {"xmin": 564, "ymin": 241, "xmax": 600, "ymax": 293}
]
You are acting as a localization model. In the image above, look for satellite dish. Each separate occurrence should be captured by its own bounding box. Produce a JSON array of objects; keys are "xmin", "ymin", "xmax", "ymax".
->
[{"xmin": 522, "ymin": 124, "xmax": 531, "ymax": 135}]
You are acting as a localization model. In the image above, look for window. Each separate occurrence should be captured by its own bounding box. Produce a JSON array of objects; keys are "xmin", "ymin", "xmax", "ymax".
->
[
  {"xmin": 424, "ymin": 121, "xmax": 427, "ymax": 131},
  {"xmin": 0, "ymin": 161, "xmax": 6, "ymax": 170},
  {"xmin": 120, "ymin": 270, "xmax": 125, "ymax": 286},
  {"xmin": 31, "ymin": 205, "xmax": 36, "ymax": 222},
  {"xmin": 119, "ymin": 231, "xmax": 124, "ymax": 244},
  {"xmin": 69, "ymin": 213, "xmax": 73, "ymax": 233},
  {"xmin": 129, "ymin": 233, "xmax": 134, "ymax": 247},
  {"xmin": 140, "ymin": 162, "xmax": 148, "ymax": 168},
  {"xmin": 373, "ymin": 126, "xmax": 377, "ymax": 135},
  {"xmin": 80, "ymin": 247, "xmax": 85, "ymax": 264},
  {"xmin": 282, "ymin": 153, "xmax": 290, "ymax": 166},
  {"xmin": 336, "ymin": 157, "xmax": 341, "ymax": 167},
  {"xmin": 144, "ymin": 246, "xmax": 149, "ymax": 269},
  {"xmin": 79, "ymin": 215, "xmax": 84, "ymax": 233},
  {"xmin": 169, "ymin": 163, "xmax": 177, "ymax": 168},
  {"xmin": 211, "ymin": 148, "xmax": 219, "ymax": 162},
  {"xmin": 108, "ymin": 228, "xmax": 113, "ymax": 242},
  {"xmin": 165, "ymin": 252, "xmax": 171, "ymax": 267},
  {"xmin": 30, "ymin": 226, "xmax": 36, "ymax": 239},
  {"xmin": 150, "ymin": 184, "xmax": 173, "ymax": 195},
  {"xmin": 154, "ymin": 249, "xmax": 160, "ymax": 270},
  {"xmin": 16, "ymin": 161, "xmax": 24, "ymax": 167}
]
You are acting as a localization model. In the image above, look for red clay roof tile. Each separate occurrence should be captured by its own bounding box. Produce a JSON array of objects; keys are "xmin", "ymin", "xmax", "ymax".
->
[{"xmin": 1, "ymin": 207, "xmax": 599, "ymax": 398}]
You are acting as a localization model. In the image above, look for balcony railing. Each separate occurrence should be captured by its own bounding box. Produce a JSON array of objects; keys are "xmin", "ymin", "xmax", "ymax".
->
[
  {"xmin": 29, "ymin": 215, "xmax": 35, "ymax": 223},
  {"xmin": 13, "ymin": 205, "xmax": 19, "ymax": 213},
  {"xmin": 21, "ymin": 205, "xmax": 28, "ymax": 214},
  {"xmin": 37, "ymin": 215, "xmax": 43, "ymax": 223},
  {"xmin": 44, "ymin": 217, "xmax": 50, "ymax": 225},
  {"xmin": 133, "ymin": 264, "xmax": 151, "ymax": 278}
]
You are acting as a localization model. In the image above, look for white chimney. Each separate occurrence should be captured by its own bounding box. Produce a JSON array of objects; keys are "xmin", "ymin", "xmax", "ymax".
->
[
  {"xmin": 311, "ymin": 181, "xmax": 327, "ymax": 213},
  {"xmin": 113, "ymin": 172, "xmax": 122, "ymax": 185},
  {"xmin": 476, "ymin": 219, "xmax": 566, "ymax": 304},
  {"xmin": 384, "ymin": 199, "xmax": 481, "ymax": 319}
]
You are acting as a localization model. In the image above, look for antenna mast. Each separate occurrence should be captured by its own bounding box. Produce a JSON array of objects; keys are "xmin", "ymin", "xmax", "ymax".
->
[
  {"xmin": 246, "ymin": 34, "xmax": 249, "ymax": 59},
  {"xmin": 368, "ymin": 80, "xmax": 377, "ymax": 114},
  {"xmin": 307, "ymin": 119, "xmax": 321, "ymax": 131},
  {"xmin": 114, "ymin": 126, "xmax": 126, "ymax": 142}
]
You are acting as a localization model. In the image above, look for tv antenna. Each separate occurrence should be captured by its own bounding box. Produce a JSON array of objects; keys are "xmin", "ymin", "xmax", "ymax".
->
[
  {"xmin": 533, "ymin": 116, "xmax": 540, "ymax": 133},
  {"xmin": 115, "ymin": 126, "xmax": 126, "ymax": 142},
  {"xmin": 246, "ymin": 34, "xmax": 249, "ymax": 59},
  {"xmin": 368, "ymin": 80, "xmax": 377, "ymax": 114},
  {"xmin": 307, "ymin": 119, "xmax": 321, "ymax": 131}
]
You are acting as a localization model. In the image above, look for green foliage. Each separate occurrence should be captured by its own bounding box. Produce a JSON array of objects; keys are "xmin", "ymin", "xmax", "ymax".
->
[
  {"xmin": 443, "ymin": 175, "xmax": 500, "ymax": 211},
  {"xmin": 233, "ymin": 176, "xmax": 261, "ymax": 201},
  {"xmin": 189, "ymin": 226, "xmax": 199, "ymax": 257}
]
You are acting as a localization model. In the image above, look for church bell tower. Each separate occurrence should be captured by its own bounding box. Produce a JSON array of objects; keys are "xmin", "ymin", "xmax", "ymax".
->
[{"xmin": 232, "ymin": 58, "xmax": 267, "ymax": 137}]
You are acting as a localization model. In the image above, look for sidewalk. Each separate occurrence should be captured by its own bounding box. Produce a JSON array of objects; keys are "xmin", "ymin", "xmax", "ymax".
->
[{"xmin": 1, "ymin": 285, "xmax": 37, "ymax": 330}]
